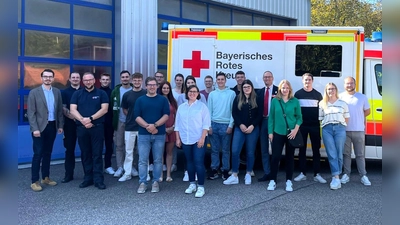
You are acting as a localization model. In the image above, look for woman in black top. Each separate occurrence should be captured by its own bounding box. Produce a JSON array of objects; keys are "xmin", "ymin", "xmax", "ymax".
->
[{"xmin": 223, "ymin": 80, "xmax": 262, "ymax": 185}]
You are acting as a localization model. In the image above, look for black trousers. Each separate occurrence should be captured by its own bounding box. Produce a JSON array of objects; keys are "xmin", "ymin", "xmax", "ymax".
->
[
  {"xmin": 103, "ymin": 122, "xmax": 114, "ymax": 169},
  {"xmin": 270, "ymin": 132, "xmax": 295, "ymax": 182},
  {"xmin": 63, "ymin": 121, "xmax": 77, "ymax": 178},
  {"xmin": 298, "ymin": 125, "xmax": 321, "ymax": 176},
  {"xmin": 77, "ymin": 124, "xmax": 105, "ymax": 184},
  {"xmin": 31, "ymin": 121, "xmax": 57, "ymax": 183}
]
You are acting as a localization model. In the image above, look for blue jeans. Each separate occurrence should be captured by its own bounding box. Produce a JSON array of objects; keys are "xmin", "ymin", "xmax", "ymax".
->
[
  {"xmin": 231, "ymin": 126, "xmax": 259, "ymax": 173},
  {"xmin": 322, "ymin": 124, "xmax": 346, "ymax": 176},
  {"xmin": 259, "ymin": 118, "xmax": 271, "ymax": 175},
  {"xmin": 209, "ymin": 122, "xmax": 232, "ymax": 171},
  {"xmin": 138, "ymin": 134, "xmax": 165, "ymax": 184},
  {"xmin": 182, "ymin": 143, "xmax": 206, "ymax": 185}
]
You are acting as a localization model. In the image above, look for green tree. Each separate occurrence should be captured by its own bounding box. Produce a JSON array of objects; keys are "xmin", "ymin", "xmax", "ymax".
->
[{"xmin": 311, "ymin": 0, "xmax": 382, "ymax": 37}]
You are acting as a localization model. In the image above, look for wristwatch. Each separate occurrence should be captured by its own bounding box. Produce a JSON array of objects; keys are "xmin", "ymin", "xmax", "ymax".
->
[
  {"xmin": 154, "ymin": 123, "xmax": 158, "ymax": 128},
  {"xmin": 90, "ymin": 116, "xmax": 94, "ymax": 121}
]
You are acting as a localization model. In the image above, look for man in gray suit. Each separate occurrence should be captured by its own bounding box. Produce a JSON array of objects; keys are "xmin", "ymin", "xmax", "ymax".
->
[{"xmin": 27, "ymin": 69, "xmax": 64, "ymax": 192}]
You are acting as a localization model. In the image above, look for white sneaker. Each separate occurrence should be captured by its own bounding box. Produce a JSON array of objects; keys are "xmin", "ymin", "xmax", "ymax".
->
[
  {"xmin": 195, "ymin": 187, "xmax": 205, "ymax": 198},
  {"xmin": 131, "ymin": 168, "xmax": 139, "ymax": 177},
  {"xmin": 118, "ymin": 174, "xmax": 131, "ymax": 182},
  {"xmin": 285, "ymin": 180, "xmax": 293, "ymax": 192},
  {"xmin": 361, "ymin": 175, "xmax": 371, "ymax": 186},
  {"xmin": 340, "ymin": 174, "xmax": 350, "ymax": 184},
  {"xmin": 244, "ymin": 174, "xmax": 252, "ymax": 185},
  {"xmin": 330, "ymin": 178, "xmax": 342, "ymax": 190},
  {"xmin": 163, "ymin": 164, "xmax": 167, "ymax": 171},
  {"xmin": 223, "ymin": 175, "xmax": 239, "ymax": 185},
  {"xmin": 314, "ymin": 174, "xmax": 327, "ymax": 184},
  {"xmin": 104, "ymin": 167, "xmax": 115, "ymax": 175},
  {"xmin": 183, "ymin": 171, "xmax": 189, "ymax": 181},
  {"xmin": 114, "ymin": 167, "xmax": 124, "ymax": 177},
  {"xmin": 149, "ymin": 164, "xmax": 154, "ymax": 172},
  {"xmin": 294, "ymin": 172, "xmax": 306, "ymax": 182},
  {"xmin": 171, "ymin": 164, "xmax": 177, "ymax": 172},
  {"xmin": 250, "ymin": 170, "xmax": 255, "ymax": 177},
  {"xmin": 267, "ymin": 180, "xmax": 276, "ymax": 191},
  {"xmin": 185, "ymin": 184, "xmax": 197, "ymax": 194},
  {"xmin": 147, "ymin": 173, "xmax": 151, "ymax": 181}
]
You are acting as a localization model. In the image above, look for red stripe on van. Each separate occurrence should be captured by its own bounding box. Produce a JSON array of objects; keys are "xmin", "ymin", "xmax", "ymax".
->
[
  {"xmin": 364, "ymin": 50, "xmax": 382, "ymax": 59},
  {"xmin": 261, "ymin": 32, "xmax": 284, "ymax": 40},
  {"xmin": 366, "ymin": 122, "xmax": 382, "ymax": 136},
  {"xmin": 172, "ymin": 31, "xmax": 218, "ymax": 39},
  {"xmin": 285, "ymin": 36, "xmax": 307, "ymax": 41}
]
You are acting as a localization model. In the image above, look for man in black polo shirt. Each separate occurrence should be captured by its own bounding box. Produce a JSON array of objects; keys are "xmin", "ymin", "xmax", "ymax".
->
[
  {"xmin": 70, "ymin": 72, "xmax": 109, "ymax": 190},
  {"xmin": 61, "ymin": 72, "xmax": 81, "ymax": 183}
]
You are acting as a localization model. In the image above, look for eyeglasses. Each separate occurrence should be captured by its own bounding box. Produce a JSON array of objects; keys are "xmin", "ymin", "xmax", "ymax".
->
[
  {"xmin": 42, "ymin": 76, "xmax": 54, "ymax": 79},
  {"xmin": 147, "ymin": 84, "xmax": 157, "ymax": 87},
  {"xmin": 83, "ymin": 79, "xmax": 94, "ymax": 82}
]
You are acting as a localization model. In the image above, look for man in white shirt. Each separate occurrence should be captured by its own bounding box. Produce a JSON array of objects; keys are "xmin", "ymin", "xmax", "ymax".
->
[{"xmin": 339, "ymin": 77, "xmax": 371, "ymax": 186}]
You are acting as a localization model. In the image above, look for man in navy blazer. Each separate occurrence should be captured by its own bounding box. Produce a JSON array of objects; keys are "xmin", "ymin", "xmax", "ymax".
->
[
  {"xmin": 27, "ymin": 69, "xmax": 64, "ymax": 192},
  {"xmin": 257, "ymin": 71, "xmax": 278, "ymax": 182}
]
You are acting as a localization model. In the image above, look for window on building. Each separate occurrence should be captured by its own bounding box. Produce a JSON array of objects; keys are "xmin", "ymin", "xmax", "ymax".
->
[
  {"xmin": 232, "ymin": 10, "xmax": 252, "ymax": 25},
  {"xmin": 74, "ymin": 5, "xmax": 112, "ymax": 33},
  {"xmin": 295, "ymin": 45, "xmax": 343, "ymax": 77},
  {"xmin": 209, "ymin": 5, "xmax": 231, "ymax": 25},
  {"xmin": 182, "ymin": 0, "xmax": 207, "ymax": 22},
  {"xmin": 158, "ymin": 0, "xmax": 181, "ymax": 17},
  {"xmin": 25, "ymin": 0, "xmax": 70, "ymax": 28},
  {"xmin": 254, "ymin": 16, "xmax": 272, "ymax": 26},
  {"xmin": 24, "ymin": 30, "xmax": 70, "ymax": 58},
  {"xmin": 23, "ymin": 62, "xmax": 70, "ymax": 90},
  {"xmin": 73, "ymin": 35, "xmax": 112, "ymax": 61}
]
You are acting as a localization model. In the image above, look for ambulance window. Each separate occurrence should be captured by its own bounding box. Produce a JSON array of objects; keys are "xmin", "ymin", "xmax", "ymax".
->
[
  {"xmin": 375, "ymin": 64, "xmax": 382, "ymax": 96},
  {"xmin": 295, "ymin": 45, "xmax": 342, "ymax": 77}
]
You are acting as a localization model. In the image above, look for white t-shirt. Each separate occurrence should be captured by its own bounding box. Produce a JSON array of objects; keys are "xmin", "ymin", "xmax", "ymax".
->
[
  {"xmin": 319, "ymin": 99, "xmax": 350, "ymax": 127},
  {"xmin": 339, "ymin": 92, "xmax": 370, "ymax": 131}
]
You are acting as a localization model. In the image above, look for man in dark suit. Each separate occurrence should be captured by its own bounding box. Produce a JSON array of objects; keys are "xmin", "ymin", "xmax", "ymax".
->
[
  {"xmin": 257, "ymin": 71, "xmax": 278, "ymax": 182},
  {"xmin": 27, "ymin": 69, "xmax": 64, "ymax": 192}
]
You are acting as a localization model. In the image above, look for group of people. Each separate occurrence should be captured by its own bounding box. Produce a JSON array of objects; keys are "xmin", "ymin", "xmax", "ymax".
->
[{"xmin": 27, "ymin": 68, "xmax": 371, "ymax": 197}]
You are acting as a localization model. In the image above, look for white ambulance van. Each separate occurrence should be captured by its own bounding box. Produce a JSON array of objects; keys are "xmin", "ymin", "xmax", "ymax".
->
[{"xmin": 166, "ymin": 25, "xmax": 382, "ymax": 160}]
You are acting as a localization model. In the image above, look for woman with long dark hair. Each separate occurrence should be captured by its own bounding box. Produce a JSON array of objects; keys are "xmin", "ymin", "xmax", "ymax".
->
[
  {"xmin": 224, "ymin": 80, "xmax": 262, "ymax": 185},
  {"xmin": 157, "ymin": 81, "xmax": 178, "ymax": 182}
]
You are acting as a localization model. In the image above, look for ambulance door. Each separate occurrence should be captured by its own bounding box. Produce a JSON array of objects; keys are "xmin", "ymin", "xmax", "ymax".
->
[
  {"xmin": 171, "ymin": 37, "xmax": 216, "ymax": 90},
  {"xmin": 364, "ymin": 59, "xmax": 382, "ymax": 159}
]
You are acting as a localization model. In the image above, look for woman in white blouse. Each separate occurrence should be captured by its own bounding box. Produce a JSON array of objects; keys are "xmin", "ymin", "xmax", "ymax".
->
[
  {"xmin": 175, "ymin": 85, "xmax": 211, "ymax": 198},
  {"xmin": 319, "ymin": 83, "xmax": 350, "ymax": 190}
]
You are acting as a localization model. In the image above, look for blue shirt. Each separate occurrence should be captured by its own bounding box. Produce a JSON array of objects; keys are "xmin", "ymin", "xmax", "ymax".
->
[
  {"xmin": 134, "ymin": 94, "xmax": 170, "ymax": 135},
  {"xmin": 70, "ymin": 87, "xmax": 109, "ymax": 125},
  {"xmin": 42, "ymin": 85, "xmax": 55, "ymax": 121}
]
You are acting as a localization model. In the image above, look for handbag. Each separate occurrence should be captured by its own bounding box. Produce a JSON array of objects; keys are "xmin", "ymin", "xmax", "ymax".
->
[{"xmin": 279, "ymin": 100, "xmax": 304, "ymax": 148}]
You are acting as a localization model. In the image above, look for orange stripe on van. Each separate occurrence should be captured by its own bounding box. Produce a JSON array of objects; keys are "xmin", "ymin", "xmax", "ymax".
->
[{"xmin": 366, "ymin": 122, "xmax": 382, "ymax": 136}]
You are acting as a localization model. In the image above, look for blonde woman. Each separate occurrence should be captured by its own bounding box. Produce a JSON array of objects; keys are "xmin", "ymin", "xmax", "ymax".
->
[
  {"xmin": 319, "ymin": 83, "xmax": 349, "ymax": 190},
  {"xmin": 267, "ymin": 80, "xmax": 302, "ymax": 192}
]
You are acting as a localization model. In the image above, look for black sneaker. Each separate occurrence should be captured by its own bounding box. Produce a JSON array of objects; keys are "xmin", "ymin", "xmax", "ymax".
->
[
  {"xmin": 207, "ymin": 169, "xmax": 219, "ymax": 180},
  {"xmin": 222, "ymin": 170, "xmax": 230, "ymax": 180}
]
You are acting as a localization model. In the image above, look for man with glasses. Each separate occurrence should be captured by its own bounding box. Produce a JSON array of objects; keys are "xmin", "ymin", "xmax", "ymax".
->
[
  {"xmin": 27, "ymin": 69, "xmax": 64, "ymax": 192},
  {"xmin": 200, "ymin": 75, "xmax": 214, "ymax": 101},
  {"xmin": 155, "ymin": 71, "xmax": 165, "ymax": 88},
  {"xmin": 257, "ymin": 71, "xmax": 278, "ymax": 182},
  {"xmin": 70, "ymin": 72, "xmax": 109, "ymax": 190},
  {"xmin": 134, "ymin": 77, "xmax": 169, "ymax": 194},
  {"xmin": 110, "ymin": 71, "xmax": 132, "ymax": 177},
  {"xmin": 61, "ymin": 72, "xmax": 81, "ymax": 183}
]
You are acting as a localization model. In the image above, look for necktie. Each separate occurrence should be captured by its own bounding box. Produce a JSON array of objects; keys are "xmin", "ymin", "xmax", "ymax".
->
[{"xmin": 264, "ymin": 87, "xmax": 270, "ymax": 117}]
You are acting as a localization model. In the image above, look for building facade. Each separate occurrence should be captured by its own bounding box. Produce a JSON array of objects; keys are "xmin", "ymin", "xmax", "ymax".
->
[{"xmin": 18, "ymin": 0, "xmax": 310, "ymax": 163}]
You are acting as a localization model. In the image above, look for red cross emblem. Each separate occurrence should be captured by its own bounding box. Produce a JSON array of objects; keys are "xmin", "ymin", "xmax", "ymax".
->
[{"xmin": 183, "ymin": 51, "xmax": 210, "ymax": 78}]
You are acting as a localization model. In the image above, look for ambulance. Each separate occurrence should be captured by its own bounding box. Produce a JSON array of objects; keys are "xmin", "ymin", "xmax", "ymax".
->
[{"xmin": 166, "ymin": 25, "xmax": 382, "ymax": 160}]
